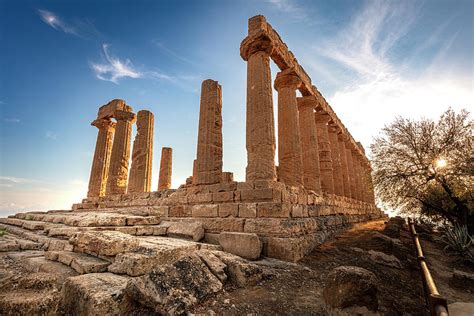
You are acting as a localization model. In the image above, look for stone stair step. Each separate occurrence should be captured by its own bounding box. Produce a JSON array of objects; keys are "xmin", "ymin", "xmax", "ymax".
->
[
  {"xmin": 0, "ymin": 223, "xmax": 73, "ymax": 251},
  {"xmin": 45, "ymin": 250, "xmax": 110, "ymax": 274},
  {"xmin": 0, "ymin": 289, "xmax": 62, "ymax": 315}
]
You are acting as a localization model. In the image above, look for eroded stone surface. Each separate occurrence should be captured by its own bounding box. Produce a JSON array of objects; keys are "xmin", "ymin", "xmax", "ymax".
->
[{"xmin": 219, "ymin": 232, "xmax": 262, "ymax": 260}]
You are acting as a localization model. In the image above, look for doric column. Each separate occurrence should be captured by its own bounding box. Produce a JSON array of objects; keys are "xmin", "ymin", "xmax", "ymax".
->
[
  {"xmin": 338, "ymin": 133, "xmax": 351, "ymax": 198},
  {"xmin": 195, "ymin": 79, "xmax": 223, "ymax": 184},
  {"xmin": 328, "ymin": 124, "xmax": 344, "ymax": 197},
  {"xmin": 297, "ymin": 96, "xmax": 321, "ymax": 193},
  {"xmin": 128, "ymin": 110, "xmax": 154, "ymax": 194},
  {"xmin": 367, "ymin": 163, "xmax": 376, "ymax": 204},
  {"xmin": 241, "ymin": 35, "xmax": 277, "ymax": 182},
  {"xmin": 274, "ymin": 69, "xmax": 303, "ymax": 187},
  {"xmin": 352, "ymin": 151, "xmax": 362, "ymax": 201},
  {"xmin": 345, "ymin": 142, "xmax": 357, "ymax": 200},
  {"xmin": 158, "ymin": 147, "xmax": 173, "ymax": 190},
  {"xmin": 87, "ymin": 119, "xmax": 115, "ymax": 197},
  {"xmin": 314, "ymin": 111, "xmax": 334, "ymax": 194},
  {"xmin": 106, "ymin": 110, "xmax": 136, "ymax": 195}
]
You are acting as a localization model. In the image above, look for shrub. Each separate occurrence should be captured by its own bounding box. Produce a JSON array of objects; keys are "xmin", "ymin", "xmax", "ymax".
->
[{"xmin": 439, "ymin": 224, "xmax": 473, "ymax": 260}]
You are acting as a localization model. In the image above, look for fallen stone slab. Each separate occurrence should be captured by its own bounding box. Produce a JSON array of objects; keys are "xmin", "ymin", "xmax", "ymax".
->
[
  {"xmin": 125, "ymin": 254, "xmax": 223, "ymax": 314},
  {"xmin": 0, "ymin": 289, "xmax": 61, "ymax": 315},
  {"xmin": 109, "ymin": 237, "xmax": 200, "ymax": 276},
  {"xmin": 323, "ymin": 266, "xmax": 378, "ymax": 311},
  {"xmin": 214, "ymin": 251, "xmax": 265, "ymax": 287},
  {"xmin": 448, "ymin": 302, "xmax": 474, "ymax": 316},
  {"xmin": 70, "ymin": 231, "xmax": 140, "ymax": 256},
  {"xmin": 167, "ymin": 221, "xmax": 205, "ymax": 241},
  {"xmin": 219, "ymin": 232, "xmax": 262, "ymax": 260},
  {"xmin": 62, "ymin": 273, "xmax": 130, "ymax": 315},
  {"xmin": 196, "ymin": 250, "xmax": 228, "ymax": 283},
  {"xmin": 21, "ymin": 220, "xmax": 46, "ymax": 230}
]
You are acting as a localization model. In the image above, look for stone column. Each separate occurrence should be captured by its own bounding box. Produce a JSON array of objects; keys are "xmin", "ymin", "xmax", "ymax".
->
[
  {"xmin": 158, "ymin": 147, "xmax": 173, "ymax": 190},
  {"xmin": 241, "ymin": 36, "xmax": 277, "ymax": 182},
  {"xmin": 367, "ymin": 163, "xmax": 376, "ymax": 204},
  {"xmin": 297, "ymin": 96, "xmax": 321, "ymax": 193},
  {"xmin": 352, "ymin": 151, "xmax": 362, "ymax": 201},
  {"xmin": 345, "ymin": 142, "xmax": 357, "ymax": 200},
  {"xmin": 87, "ymin": 119, "xmax": 116, "ymax": 197},
  {"xmin": 195, "ymin": 79, "xmax": 223, "ymax": 185},
  {"xmin": 338, "ymin": 133, "xmax": 351, "ymax": 199},
  {"xmin": 314, "ymin": 111, "xmax": 334, "ymax": 194},
  {"xmin": 106, "ymin": 110, "xmax": 136, "ymax": 195},
  {"xmin": 328, "ymin": 124, "xmax": 344, "ymax": 197},
  {"xmin": 128, "ymin": 110, "xmax": 154, "ymax": 194},
  {"xmin": 274, "ymin": 69, "xmax": 303, "ymax": 187}
]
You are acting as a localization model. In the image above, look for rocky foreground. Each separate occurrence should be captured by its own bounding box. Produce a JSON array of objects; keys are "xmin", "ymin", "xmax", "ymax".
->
[{"xmin": 1, "ymin": 213, "xmax": 472, "ymax": 315}]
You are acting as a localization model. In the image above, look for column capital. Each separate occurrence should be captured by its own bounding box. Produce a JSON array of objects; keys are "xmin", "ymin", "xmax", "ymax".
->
[
  {"xmin": 274, "ymin": 68, "xmax": 302, "ymax": 90},
  {"xmin": 314, "ymin": 110, "xmax": 331, "ymax": 123},
  {"xmin": 114, "ymin": 110, "xmax": 137, "ymax": 123},
  {"xmin": 240, "ymin": 33, "xmax": 273, "ymax": 61},
  {"xmin": 297, "ymin": 95, "xmax": 318, "ymax": 110},
  {"xmin": 91, "ymin": 118, "xmax": 116, "ymax": 130},
  {"xmin": 337, "ymin": 131, "xmax": 349, "ymax": 142},
  {"xmin": 327, "ymin": 123, "xmax": 341, "ymax": 134}
]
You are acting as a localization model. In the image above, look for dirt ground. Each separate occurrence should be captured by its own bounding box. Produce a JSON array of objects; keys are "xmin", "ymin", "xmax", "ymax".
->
[{"xmin": 193, "ymin": 220, "xmax": 473, "ymax": 315}]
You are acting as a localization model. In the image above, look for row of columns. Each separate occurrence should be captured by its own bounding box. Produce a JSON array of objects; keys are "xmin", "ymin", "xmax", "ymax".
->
[
  {"xmin": 241, "ymin": 37, "xmax": 375, "ymax": 203},
  {"xmin": 87, "ymin": 106, "xmax": 173, "ymax": 197}
]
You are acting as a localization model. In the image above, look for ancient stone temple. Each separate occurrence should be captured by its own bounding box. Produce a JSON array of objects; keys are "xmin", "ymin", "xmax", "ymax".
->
[{"xmin": 0, "ymin": 15, "xmax": 386, "ymax": 315}]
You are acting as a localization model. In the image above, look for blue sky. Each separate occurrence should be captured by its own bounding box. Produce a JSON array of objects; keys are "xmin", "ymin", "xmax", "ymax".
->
[{"xmin": 1, "ymin": 0, "xmax": 473, "ymax": 216}]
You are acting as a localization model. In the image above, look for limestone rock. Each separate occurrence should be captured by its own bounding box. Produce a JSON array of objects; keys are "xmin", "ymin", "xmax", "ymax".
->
[
  {"xmin": 196, "ymin": 250, "xmax": 228, "ymax": 283},
  {"xmin": 62, "ymin": 273, "xmax": 130, "ymax": 315},
  {"xmin": 167, "ymin": 221, "xmax": 205, "ymax": 241},
  {"xmin": 125, "ymin": 254, "xmax": 223, "ymax": 315},
  {"xmin": 219, "ymin": 232, "xmax": 262, "ymax": 260},
  {"xmin": 214, "ymin": 251, "xmax": 264, "ymax": 287},
  {"xmin": 323, "ymin": 266, "xmax": 378, "ymax": 311},
  {"xmin": 368, "ymin": 250, "xmax": 402, "ymax": 269},
  {"xmin": 70, "ymin": 231, "xmax": 140, "ymax": 256}
]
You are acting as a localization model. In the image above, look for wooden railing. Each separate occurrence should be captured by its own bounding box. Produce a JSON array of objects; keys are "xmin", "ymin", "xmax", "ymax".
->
[{"xmin": 407, "ymin": 218, "xmax": 449, "ymax": 316}]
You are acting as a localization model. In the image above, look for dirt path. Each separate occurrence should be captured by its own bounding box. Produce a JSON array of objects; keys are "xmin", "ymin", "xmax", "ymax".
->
[{"xmin": 194, "ymin": 220, "xmax": 427, "ymax": 315}]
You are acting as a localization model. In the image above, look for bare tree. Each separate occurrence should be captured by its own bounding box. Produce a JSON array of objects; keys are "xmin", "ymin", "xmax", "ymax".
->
[{"xmin": 371, "ymin": 108, "xmax": 473, "ymax": 233}]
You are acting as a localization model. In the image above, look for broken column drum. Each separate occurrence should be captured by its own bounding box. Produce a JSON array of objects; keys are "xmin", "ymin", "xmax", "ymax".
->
[
  {"xmin": 158, "ymin": 147, "xmax": 173, "ymax": 190},
  {"xmin": 87, "ymin": 119, "xmax": 116, "ymax": 197},
  {"xmin": 128, "ymin": 110, "xmax": 154, "ymax": 194},
  {"xmin": 195, "ymin": 79, "xmax": 223, "ymax": 185}
]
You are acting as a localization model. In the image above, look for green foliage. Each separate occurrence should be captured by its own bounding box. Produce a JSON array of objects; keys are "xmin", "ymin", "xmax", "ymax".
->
[
  {"xmin": 0, "ymin": 228, "xmax": 6, "ymax": 237},
  {"xmin": 439, "ymin": 224, "xmax": 473, "ymax": 260}
]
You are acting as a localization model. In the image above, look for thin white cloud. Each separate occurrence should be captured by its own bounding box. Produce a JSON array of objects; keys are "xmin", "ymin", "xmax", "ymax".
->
[
  {"xmin": 3, "ymin": 118, "xmax": 20, "ymax": 123},
  {"xmin": 0, "ymin": 176, "xmax": 39, "ymax": 184},
  {"xmin": 45, "ymin": 131, "xmax": 58, "ymax": 140},
  {"xmin": 267, "ymin": 0, "xmax": 308, "ymax": 21},
  {"xmin": 91, "ymin": 44, "xmax": 142, "ymax": 84},
  {"xmin": 38, "ymin": 9, "xmax": 77, "ymax": 35},
  {"xmin": 306, "ymin": 1, "xmax": 472, "ymax": 152}
]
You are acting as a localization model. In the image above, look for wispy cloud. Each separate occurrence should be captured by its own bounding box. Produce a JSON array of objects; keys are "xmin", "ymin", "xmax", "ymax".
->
[
  {"xmin": 45, "ymin": 131, "xmax": 58, "ymax": 140},
  {"xmin": 266, "ymin": 0, "xmax": 308, "ymax": 21},
  {"xmin": 152, "ymin": 40, "xmax": 198, "ymax": 66},
  {"xmin": 37, "ymin": 9, "xmax": 100, "ymax": 39},
  {"xmin": 91, "ymin": 44, "xmax": 192, "ymax": 85},
  {"xmin": 0, "ymin": 176, "xmax": 39, "ymax": 184},
  {"xmin": 91, "ymin": 44, "xmax": 142, "ymax": 84},
  {"xmin": 302, "ymin": 1, "xmax": 472, "ymax": 150},
  {"xmin": 38, "ymin": 9, "xmax": 77, "ymax": 35},
  {"xmin": 3, "ymin": 118, "xmax": 20, "ymax": 123}
]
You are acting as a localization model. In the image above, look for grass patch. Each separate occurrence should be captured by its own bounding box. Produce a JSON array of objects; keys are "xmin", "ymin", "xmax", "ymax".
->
[{"xmin": 0, "ymin": 227, "xmax": 6, "ymax": 237}]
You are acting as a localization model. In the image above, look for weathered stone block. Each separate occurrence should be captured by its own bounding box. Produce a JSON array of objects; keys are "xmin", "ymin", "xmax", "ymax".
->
[
  {"xmin": 169, "ymin": 205, "xmax": 192, "ymax": 217},
  {"xmin": 291, "ymin": 205, "xmax": 309, "ymax": 218},
  {"xmin": 256, "ymin": 202, "xmax": 290, "ymax": 218},
  {"xmin": 219, "ymin": 232, "xmax": 262, "ymax": 260},
  {"xmin": 212, "ymin": 191, "xmax": 234, "ymax": 202},
  {"xmin": 238, "ymin": 203, "xmax": 257, "ymax": 218},
  {"xmin": 167, "ymin": 222, "xmax": 205, "ymax": 241},
  {"xmin": 192, "ymin": 204, "xmax": 219, "ymax": 217},
  {"xmin": 218, "ymin": 203, "xmax": 239, "ymax": 217}
]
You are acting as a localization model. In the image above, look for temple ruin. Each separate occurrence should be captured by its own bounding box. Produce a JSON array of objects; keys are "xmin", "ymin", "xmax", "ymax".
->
[
  {"xmin": 72, "ymin": 15, "xmax": 382, "ymax": 261},
  {"xmin": 0, "ymin": 16, "xmax": 386, "ymax": 314}
]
